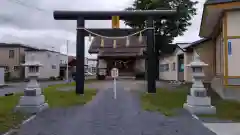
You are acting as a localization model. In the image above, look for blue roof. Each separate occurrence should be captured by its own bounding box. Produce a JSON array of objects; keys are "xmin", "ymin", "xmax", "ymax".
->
[{"xmin": 205, "ymin": 0, "xmax": 239, "ymax": 5}]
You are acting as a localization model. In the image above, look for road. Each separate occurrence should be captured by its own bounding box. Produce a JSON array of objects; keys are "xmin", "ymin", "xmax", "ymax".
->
[
  {"xmin": 0, "ymin": 76, "xmax": 97, "ymax": 96},
  {"xmin": 0, "ymin": 81, "xmax": 65, "ymax": 96}
]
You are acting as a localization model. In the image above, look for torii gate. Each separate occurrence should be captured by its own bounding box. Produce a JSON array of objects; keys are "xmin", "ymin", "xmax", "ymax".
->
[{"xmin": 53, "ymin": 10, "xmax": 176, "ymax": 94}]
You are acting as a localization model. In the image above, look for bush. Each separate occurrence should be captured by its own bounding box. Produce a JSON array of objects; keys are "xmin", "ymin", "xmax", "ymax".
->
[
  {"xmin": 135, "ymin": 72, "xmax": 145, "ymax": 80},
  {"xmin": 4, "ymin": 72, "xmax": 10, "ymax": 81},
  {"xmin": 57, "ymin": 76, "xmax": 63, "ymax": 80},
  {"xmin": 49, "ymin": 76, "xmax": 56, "ymax": 80},
  {"xmin": 97, "ymin": 74, "xmax": 105, "ymax": 80}
]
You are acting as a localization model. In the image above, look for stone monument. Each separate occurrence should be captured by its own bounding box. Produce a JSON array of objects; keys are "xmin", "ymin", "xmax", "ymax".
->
[
  {"xmin": 16, "ymin": 54, "xmax": 48, "ymax": 113},
  {"xmin": 183, "ymin": 51, "xmax": 216, "ymax": 114}
]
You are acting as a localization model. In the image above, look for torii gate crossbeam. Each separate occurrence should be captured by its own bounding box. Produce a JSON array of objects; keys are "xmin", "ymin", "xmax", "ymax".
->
[{"xmin": 53, "ymin": 10, "xmax": 176, "ymax": 94}]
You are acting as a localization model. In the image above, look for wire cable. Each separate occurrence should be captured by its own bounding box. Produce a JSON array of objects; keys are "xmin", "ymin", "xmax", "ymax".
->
[
  {"xmin": 7, "ymin": 0, "xmax": 51, "ymax": 13},
  {"xmin": 76, "ymin": 27, "xmax": 154, "ymax": 39}
]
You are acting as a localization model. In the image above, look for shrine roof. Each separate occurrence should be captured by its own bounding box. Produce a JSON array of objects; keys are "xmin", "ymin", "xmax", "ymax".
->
[{"xmin": 88, "ymin": 36, "xmax": 146, "ymax": 54}]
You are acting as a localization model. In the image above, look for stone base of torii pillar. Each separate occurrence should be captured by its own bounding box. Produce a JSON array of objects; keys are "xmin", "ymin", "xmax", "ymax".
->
[{"xmin": 183, "ymin": 51, "xmax": 216, "ymax": 115}]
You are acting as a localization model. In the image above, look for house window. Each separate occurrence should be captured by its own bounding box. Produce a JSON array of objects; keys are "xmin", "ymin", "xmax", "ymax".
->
[
  {"xmin": 13, "ymin": 66, "xmax": 20, "ymax": 71},
  {"xmin": 165, "ymin": 64, "xmax": 169, "ymax": 71},
  {"xmin": 47, "ymin": 53, "xmax": 51, "ymax": 58},
  {"xmin": 159, "ymin": 64, "xmax": 169, "ymax": 72},
  {"xmin": 160, "ymin": 64, "xmax": 165, "ymax": 72},
  {"xmin": 92, "ymin": 67, "xmax": 96, "ymax": 73},
  {"xmin": 4, "ymin": 66, "xmax": 9, "ymax": 72},
  {"xmin": 172, "ymin": 62, "xmax": 176, "ymax": 71},
  {"xmin": 9, "ymin": 50, "xmax": 14, "ymax": 58},
  {"xmin": 52, "ymin": 65, "xmax": 56, "ymax": 69},
  {"xmin": 84, "ymin": 65, "xmax": 88, "ymax": 72}
]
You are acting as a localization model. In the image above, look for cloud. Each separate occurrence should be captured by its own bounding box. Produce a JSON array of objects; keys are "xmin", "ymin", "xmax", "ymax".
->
[{"xmin": 0, "ymin": 0, "xmax": 205, "ymax": 57}]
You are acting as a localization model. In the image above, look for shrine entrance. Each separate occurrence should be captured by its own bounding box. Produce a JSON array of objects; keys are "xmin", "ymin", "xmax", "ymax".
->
[
  {"xmin": 53, "ymin": 10, "xmax": 176, "ymax": 94},
  {"xmin": 105, "ymin": 58, "xmax": 136, "ymax": 76}
]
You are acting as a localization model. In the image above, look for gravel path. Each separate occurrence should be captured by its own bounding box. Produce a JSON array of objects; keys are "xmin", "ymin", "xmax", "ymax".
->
[{"xmin": 16, "ymin": 82, "xmax": 216, "ymax": 135}]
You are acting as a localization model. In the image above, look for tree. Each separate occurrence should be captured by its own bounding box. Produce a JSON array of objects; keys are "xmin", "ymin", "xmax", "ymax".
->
[
  {"xmin": 125, "ymin": 0, "xmax": 198, "ymax": 80},
  {"xmin": 125, "ymin": 0, "xmax": 198, "ymax": 44}
]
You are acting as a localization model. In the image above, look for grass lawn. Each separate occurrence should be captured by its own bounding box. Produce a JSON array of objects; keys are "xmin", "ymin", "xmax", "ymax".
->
[
  {"xmin": 141, "ymin": 86, "xmax": 188, "ymax": 116},
  {"xmin": 0, "ymin": 82, "xmax": 97, "ymax": 133},
  {"xmin": 141, "ymin": 84, "xmax": 240, "ymax": 121},
  {"xmin": 44, "ymin": 83, "xmax": 97, "ymax": 108},
  {"xmin": 0, "ymin": 93, "xmax": 27, "ymax": 133},
  {"xmin": 199, "ymin": 93, "xmax": 240, "ymax": 121}
]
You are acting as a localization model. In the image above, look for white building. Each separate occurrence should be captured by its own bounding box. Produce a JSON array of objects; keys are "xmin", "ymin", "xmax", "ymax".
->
[
  {"xmin": 25, "ymin": 49, "xmax": 66, "ymax": 79},
  {"xmin": 59, "ymin": 53, "xmax": 68, "ymax": 65},
  {"xmin": 85, "ymin": 58, "xmax": 97, "ymax": 74}
]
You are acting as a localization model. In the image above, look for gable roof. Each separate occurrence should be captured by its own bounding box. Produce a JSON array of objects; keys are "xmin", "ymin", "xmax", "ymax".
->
[
  {"xmin": 158, "ymin": 43, "xmax": 184, "ymax": 57},
  {"xmin": 25, "ymin": 47, "xmax": 68, "ymax": 56},
  {"xmin": 159, "ymin": 38, "xmax": 212, "ymax": 57},
  {"xmin": 0, "ymin": 43, "xmax": 37, "ymax": 49},
  {"xmin": 184, "ymin": 38, "xmax": 212, "ymax": 52},
  {"xmin": 205, "ymin": 0, "xmax": 238, "ymax": 5}
]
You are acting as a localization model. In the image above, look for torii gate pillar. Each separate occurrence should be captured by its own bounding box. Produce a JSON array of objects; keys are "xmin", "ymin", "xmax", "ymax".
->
[{"xmin": 53, "ymin": 10, "xmax": 176, "ymax": 94}]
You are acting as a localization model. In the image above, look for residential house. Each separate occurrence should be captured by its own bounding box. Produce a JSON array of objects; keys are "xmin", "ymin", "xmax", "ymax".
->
[
  {"xmin": 159, "ymin": 0, "xmax": 240, "ymax": 100},
  {"xmin": 159, "ymin": 38, "xmax": 216, "ymax": 82},
  {"xmin": 25, "ymin": 48, "xmax": 66, "ymax": 79},
  {"xmin": 68, "ymin": 57, "xmax": 97, "ymax": 74},
  {"xmin": 159, "ymin": 43, "xmax": 188, "ymax": 81},
  {"xmin": 86, "ymin": 58, "xmax": 97, "ymax": 74},
  {"xmin": 199, "ymin": 0, "xmax": 240, "ymax": 100},
  {"xmin": 0, "ymin": 43, "xmax": 37, "ymax": 80},
  {"xmin": 59, "ymin": 53, "xmax": 68, "ymax": 79}
]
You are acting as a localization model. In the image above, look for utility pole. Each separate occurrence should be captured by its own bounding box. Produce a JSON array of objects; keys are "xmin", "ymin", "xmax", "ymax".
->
[{"xmin": 66, "ymin": 40, "xmax": 69, "ymax": 83}]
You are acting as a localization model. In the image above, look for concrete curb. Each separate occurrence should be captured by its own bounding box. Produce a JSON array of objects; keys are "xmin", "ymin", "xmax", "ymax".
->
[
  {"xmin": 2, "ymin": 115, "xmax": 36, "ymax": 135},
  {"xmin": 191, "ymin": 114, "xmax": 219, "ymax": 135}
]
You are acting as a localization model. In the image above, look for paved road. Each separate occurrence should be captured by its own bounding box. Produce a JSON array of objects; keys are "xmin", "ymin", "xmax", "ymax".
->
[
  {"xmin": 16, "ymin": 81, "xmax": 216, "ymax": 135},
  {"xmin": 0, "ymin": 81, "xmax": 65, "ymax": 96}
]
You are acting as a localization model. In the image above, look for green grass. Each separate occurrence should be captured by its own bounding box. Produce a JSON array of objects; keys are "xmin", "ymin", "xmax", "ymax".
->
[
  {"xmin": 0, "ymin": 93, "xmax": 26, "ymax": 133},
  {"xmin": 44, "ymin": 83, "xmax": 97, "ymax": 108},
  {"xmin": 141, "ymin": 84, "xmax": 240, "ymax": 121},
  {"xmin": 141, "ymin": 86, "xmax": 188, "ymax": 116},
  {"xmin": 0, "ymin": 82, "xmax": 97, "ymax": 133},
  {"xmin": 198, "ymin": 98, "xmax": 240, "ymax": 121}
]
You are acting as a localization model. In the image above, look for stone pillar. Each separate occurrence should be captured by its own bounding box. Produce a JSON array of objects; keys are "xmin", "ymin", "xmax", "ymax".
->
[
  {"xmin": 183, "ymin": 51, "xmax": 216, "ymax": 114},
  {"xmin": 16, "ymin": 54, "xmax": 48, "ymax": 113}
]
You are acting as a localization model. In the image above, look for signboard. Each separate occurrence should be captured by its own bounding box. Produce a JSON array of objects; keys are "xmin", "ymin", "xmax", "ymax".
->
[
  {"xmin": 228, "ymin": 40, "xmax": 232, "ymax": 56},
  {"xmin": 112, "ymin": 16, "xmax": 120, "ymax": 28},
  {"xmin": 111, "ymin": 68, "xmax": 119, "ymax": 78}
]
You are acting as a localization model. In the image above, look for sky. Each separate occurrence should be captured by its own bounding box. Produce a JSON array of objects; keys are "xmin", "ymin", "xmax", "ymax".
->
[{"xmin": 0, "ymin": 0, "xmax": 205, "ymax": 58}]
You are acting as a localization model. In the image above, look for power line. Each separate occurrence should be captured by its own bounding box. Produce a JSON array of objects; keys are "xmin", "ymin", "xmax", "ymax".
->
[
  {"xmin": 0, "ymin": 17, "xmax": 12, "ymax": 23},
  {"xmin": 0, "ymin": 0, "xmax": 52, "ymax": 23},
  {"xmin": 0, "ymin": 0, "xmax": 52, "ymax": 24},
  {"xmin": 7, "ymin": 0, "xmax": 51, "ymax": 13}
]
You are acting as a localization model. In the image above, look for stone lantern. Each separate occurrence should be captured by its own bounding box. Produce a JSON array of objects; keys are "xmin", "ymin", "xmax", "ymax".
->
[
  {"xmin": 183, "ymin": 51, "xmax": 216, "ymax": 114},
  {"xmin": 16, "ymin": 54, "xmax": 48, "ymax": 113}
]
